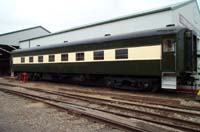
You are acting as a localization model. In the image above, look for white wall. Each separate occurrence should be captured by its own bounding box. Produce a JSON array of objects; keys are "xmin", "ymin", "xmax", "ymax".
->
[
  {"xmin": 21, "ymin": 11, "xmax": 173, "ymax": 48},
  {"xmin": 19, "ymin": 1, "xmax": 200, "ymax": 49},
  {"xmin": 173, "ymin": 1, "xmax": 200, "ymax": 35}
]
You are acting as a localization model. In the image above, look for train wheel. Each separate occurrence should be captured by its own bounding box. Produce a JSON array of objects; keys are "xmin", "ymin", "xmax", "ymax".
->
[{"xmin": 151, "ymin": 83, "xmax": 160, "ymax": 92}]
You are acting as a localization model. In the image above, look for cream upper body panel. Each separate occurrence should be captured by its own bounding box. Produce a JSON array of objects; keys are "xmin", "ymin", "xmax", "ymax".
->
[
  {"xmin": 129, "ymin": 45, "xmax": 161, "ymax": 60},
  {"xmin": 13, "ymin": 45, "xmax": 161, "ymax": 64}
]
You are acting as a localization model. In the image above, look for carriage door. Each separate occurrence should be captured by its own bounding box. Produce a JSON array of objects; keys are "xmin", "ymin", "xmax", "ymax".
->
[
  {"xmin": 161, "ymin": 38, "xmax": 177, "ymax": 89},
  {"xmin": 162, "ymin": 38, "xmax": 176, "ymax": 72}
]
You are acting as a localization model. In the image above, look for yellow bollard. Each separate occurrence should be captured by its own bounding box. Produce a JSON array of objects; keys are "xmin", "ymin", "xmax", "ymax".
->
[
  {"xmin": 196, "ymin": 90, "xmax": 200, "ymax": 101},
  {"xmin": 198, "ymin": 90, "xmax": 200, "ymax": 96}
]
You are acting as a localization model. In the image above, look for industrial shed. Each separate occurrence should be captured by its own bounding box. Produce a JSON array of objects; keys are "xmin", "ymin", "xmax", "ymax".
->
[
  {"xmin": 0, "ymin": 26, "xmax": 50, "ymax": 76},
  {"xmin": 19, "ymin": 0, "xmax": 200, "ymax": 49}
]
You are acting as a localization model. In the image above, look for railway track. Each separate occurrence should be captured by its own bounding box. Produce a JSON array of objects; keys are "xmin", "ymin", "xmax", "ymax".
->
[
  {"xmin": 0, "ymin": 83, "xmax": 199, "ymax": 131},
  {"xmin": 3, "ymin": 79, "xmax": 199, "ymax": 111},
  {"xmin": 57, "ymin": 87, "xmax": 200, "ymax": 111},
  {"xmin": 2, "ymin": 81, "xmax": 199, "ymax": 115},
  {"xmin": 0, "ymin": 85, "xmax": 174, "ymax": 132}
]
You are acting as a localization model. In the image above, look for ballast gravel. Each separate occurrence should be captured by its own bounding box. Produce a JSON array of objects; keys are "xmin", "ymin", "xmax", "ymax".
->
[{"xmin": 0, "ymin": 91, "xmax": 124, "ymax": 132}]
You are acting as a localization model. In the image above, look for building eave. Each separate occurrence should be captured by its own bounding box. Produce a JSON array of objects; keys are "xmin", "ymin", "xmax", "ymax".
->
[{"xmin": 0, "ymin": 26, "xmax": 51, "ymax": 37}]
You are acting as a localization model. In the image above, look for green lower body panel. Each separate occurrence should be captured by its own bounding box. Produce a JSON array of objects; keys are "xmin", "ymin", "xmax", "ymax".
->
[{"xmin": 13, "ymin": 60, "xmax": 161, "ymax": 76}]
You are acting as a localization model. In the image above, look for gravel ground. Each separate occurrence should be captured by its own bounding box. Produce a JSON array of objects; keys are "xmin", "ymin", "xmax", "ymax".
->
[{"xmin": 0, "ymin": 91, "xmax": 124, "ymax": 132}]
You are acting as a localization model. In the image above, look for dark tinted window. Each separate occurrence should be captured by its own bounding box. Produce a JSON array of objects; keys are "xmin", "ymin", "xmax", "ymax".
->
[
  {"xmin": 38, "ymin": 56, "xmax": 43, "ymax": 62},
  {"xmin": 76, "ymin": 53, "xmax": 84, "ymax": 61},
  {"xmin": 163, "ymin": 39, "xmax": 175, "ymax": 52},
  {"xmin": 21, "ymin": 57, "xmax": 25, "ymax": 63},
  {"xmin": 61, "ymin": 53, "xmax": 68, "ymax": 61},
  {"xmin": 94, "ymin": 51, "xmax": 104, "ymax": 60},
  {"xmin": 115, "ymin": 49, "xmax": 128, "ymax": 59},
  {"xmin": 29, "ymin": 56, "xmax": 33, "ymax": 63},
  {"xmin": 49, "ymin": 55, "xmax": 55, "ymax": 62}
]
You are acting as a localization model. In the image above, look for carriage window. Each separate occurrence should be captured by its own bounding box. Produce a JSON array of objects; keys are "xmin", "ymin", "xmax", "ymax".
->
[
  {"xmin": 38, "ymin": 56, "xmax": 43, "ymax": 62},
  {"xmin": 115, "ymin": 49, "xmax": 128, "ymax": 59},
  {"xmin": 94, "ymin": 51, "xmax": 104, "ymax": 60},
  {"xmin": 49, "ymin": 55, "xmax": 55, "ymax": 62},
  {"xmin": 76, "ymin": 53, "xmax": 84, "ymax": 61},
  {"xmin": 29, "ymin": 56, "xmax": 33, "ymax": 63},
  {"xmin": 61, "ymin": 53, "xmax": 68, "ymax": 61},
  {"xmin": 163, "ymin": 39, "xmax": 175, "ymax": 52},
  {"xmin": 21, "ymin": 57, "xmax": 25, "ymax": 63}
]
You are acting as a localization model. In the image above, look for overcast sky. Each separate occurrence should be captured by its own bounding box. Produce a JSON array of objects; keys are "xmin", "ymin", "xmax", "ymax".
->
[{"xmin": 0, "ymin": 0, "xmax": 199, "ymax": 34}]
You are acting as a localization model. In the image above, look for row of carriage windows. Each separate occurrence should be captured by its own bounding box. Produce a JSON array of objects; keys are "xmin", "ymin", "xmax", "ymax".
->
[{"xmin": 20, "ymin": 49, "xmax": 128, "ymax": 63}]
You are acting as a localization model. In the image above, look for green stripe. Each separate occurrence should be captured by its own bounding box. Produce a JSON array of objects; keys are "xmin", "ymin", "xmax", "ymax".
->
[{"xmin": 13, "ymin": 60, "xmax": 161, "ymax": 76}]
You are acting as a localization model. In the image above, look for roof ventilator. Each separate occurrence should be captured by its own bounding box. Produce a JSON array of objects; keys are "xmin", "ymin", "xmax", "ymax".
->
[
  {"xmin": 166, "ymin": 24, "xmax": 175, "ymax": 27},
  {"xmin": 105, "ymin": 34, "xmax": 111, "ymax": 37}
]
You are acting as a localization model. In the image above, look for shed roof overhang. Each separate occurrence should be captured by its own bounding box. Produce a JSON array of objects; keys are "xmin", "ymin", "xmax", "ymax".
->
[{"xmin": 0, "ymin": 44, "xmax": 19, "ymax": 56}]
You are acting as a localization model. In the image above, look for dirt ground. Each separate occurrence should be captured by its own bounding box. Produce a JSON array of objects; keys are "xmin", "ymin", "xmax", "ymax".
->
[{"xmin": 0, "ymin": 91, "xmax": 124, "ymax": 132}]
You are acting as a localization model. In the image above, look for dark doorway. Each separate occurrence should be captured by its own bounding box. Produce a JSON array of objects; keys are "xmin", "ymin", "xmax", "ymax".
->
[{"xmin": 0, "ymin": 44, "xmax": 19, "ymax": 76}]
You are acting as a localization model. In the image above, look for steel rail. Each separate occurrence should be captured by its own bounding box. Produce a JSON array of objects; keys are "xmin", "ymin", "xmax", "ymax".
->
[
  {"xmin": 0, "ymin": 81, "xmax": 199, "ymax": 111},
  {"xmin": 0, "ymin": 88, "xmax": 177, "ymax": 132},
  {"xmin": 0, "ymin": 85, "xmax": 199, "ymax": 131},
  {"xmin": 0, "ymin": 82, "xmax": 199, "ymax": 129}
]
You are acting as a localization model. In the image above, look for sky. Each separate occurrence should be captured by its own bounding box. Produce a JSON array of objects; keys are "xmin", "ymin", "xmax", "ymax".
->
[{"xmin": 0, "ymin": 0, "xmax": 199, "ymax": 34}]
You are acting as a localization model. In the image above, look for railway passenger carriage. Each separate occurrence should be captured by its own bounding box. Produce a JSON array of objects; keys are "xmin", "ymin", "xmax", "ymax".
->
[{"xmin": 11, "ymin": 27, "xmax": 198, "ymax": 91}]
